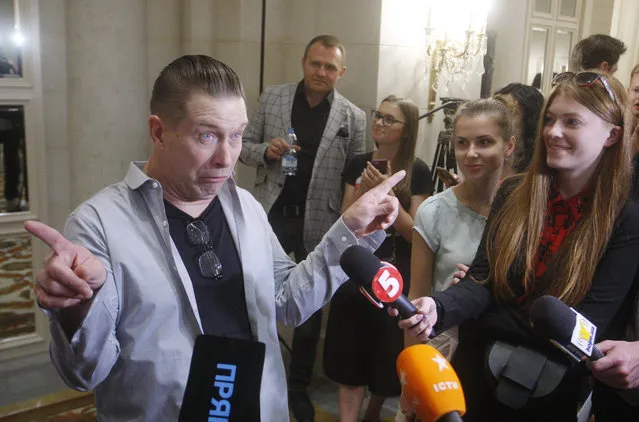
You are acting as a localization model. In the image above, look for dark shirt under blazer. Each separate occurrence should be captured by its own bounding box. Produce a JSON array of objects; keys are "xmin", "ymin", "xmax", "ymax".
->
[{"xmin": 240, "ymin": 83, "xmax": 367, "ymax": 252}]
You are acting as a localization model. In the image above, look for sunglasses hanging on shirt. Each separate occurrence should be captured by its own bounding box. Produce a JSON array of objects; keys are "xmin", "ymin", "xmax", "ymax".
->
[{"xmin": 186, "ymin": 220, "xmax": 223, "ymax": 280}]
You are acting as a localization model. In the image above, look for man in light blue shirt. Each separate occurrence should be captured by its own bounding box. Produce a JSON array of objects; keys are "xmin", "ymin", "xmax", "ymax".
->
[{"xmin": 25, "ymin": 55, "xmax": 404, "ymax": 422}]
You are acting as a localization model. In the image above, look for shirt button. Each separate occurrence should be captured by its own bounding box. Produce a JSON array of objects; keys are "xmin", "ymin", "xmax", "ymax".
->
[
  {"xmin": 341, "ymin": 236, "xmax": 348, "ymax": 242},
  {"xmin": 162, "ymin": 220, "xmax": 168, "ymax": 227},
  {"xmin": 152, "ymin": 182, "xmax": 159, "ymax": 188}
]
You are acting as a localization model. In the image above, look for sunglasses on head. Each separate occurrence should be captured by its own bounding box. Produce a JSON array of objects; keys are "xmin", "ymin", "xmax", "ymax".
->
[{"xmin": 551, "ymin": 71, "xmax": 618, "ymax": 106}]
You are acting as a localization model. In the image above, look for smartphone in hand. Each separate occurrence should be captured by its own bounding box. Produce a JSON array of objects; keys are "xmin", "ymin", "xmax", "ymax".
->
[
  {"xmin": 371, "ymin": 159, "xmax": 388, "ymax": 174},
  {"xmin": 436, "ymin": 167, "xmax": 459, "ymax": 187}
]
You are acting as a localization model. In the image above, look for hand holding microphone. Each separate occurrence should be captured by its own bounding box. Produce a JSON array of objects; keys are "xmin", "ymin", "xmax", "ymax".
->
[
  {"xmin": 396, "ymin": 344, "xmax": 466, "ymax": 422},
  {"xmin": 339, "ymin": 245, "xmax": 438, "ymax": 340},
  {"xmin": 529, "ymin": 295, "xmax": 602, "ymax": 361},
  {"xmin": 589, "ymin": 340, "xmax": 639, "ymax": 390},
  {"xmin": 395, "ymin": 297, "xmax": 439, "ymax": 343},
  {"xmin": 529, "ymin": 295, "xmax": 639, "ymax": 405}
]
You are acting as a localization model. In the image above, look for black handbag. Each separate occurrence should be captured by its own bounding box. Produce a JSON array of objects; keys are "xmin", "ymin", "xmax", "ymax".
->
[{"xmin": 486, "ymin": 340, "xmax": 569, "ymax": 409}]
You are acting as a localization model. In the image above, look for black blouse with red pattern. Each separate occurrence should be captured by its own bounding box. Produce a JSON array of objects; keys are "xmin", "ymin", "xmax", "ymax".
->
[
  {"xmin": 514, "ymin": 184, "xmax": 590, "ymax": 303},
  {"xmin": 533, "ymin": 184, "xmax": 588, "ymax": 280}
]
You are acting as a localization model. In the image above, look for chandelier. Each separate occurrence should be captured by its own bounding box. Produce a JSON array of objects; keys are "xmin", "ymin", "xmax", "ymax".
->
[{"xmin": 424, "ymin": 1, "xmax": 490, "ymax": 121}]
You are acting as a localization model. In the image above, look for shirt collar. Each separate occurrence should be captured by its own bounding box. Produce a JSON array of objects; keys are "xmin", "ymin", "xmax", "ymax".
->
[
  {"xmin": 296, "ymin": 80, "xmax": 334, "ymax": 105},
  {"xmin": 124, "ymin": 161, "xmax": 238, "ymax": 192},
  {"xmin": 124, "ymin": 161, "xmax": 153, "ymax": 190},
  {"xmin": 548, "ymin": 180, "xmax": 590, "ymax": 211}
]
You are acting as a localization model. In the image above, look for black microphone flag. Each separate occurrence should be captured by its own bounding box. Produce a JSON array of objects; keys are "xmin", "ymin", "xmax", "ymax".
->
[{"xmin": 179, "ymin": 335, "xmax": 265, "ymax": 421}]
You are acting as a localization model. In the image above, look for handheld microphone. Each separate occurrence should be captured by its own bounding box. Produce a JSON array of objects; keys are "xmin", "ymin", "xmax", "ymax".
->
[
  {"xmin": 529, "ymin": 295, "xmax": 602, "ymax": 361},
  {"xmin": 340, "ymin": 245, "xmax": 417, "ymax": 318},
  {"xmin": 397, "ymin": 344, "xmax": 466, "ymax": 422},
  {"xmin": 529, "ymin": 295, "xmax": 639, "ymax": 406}
]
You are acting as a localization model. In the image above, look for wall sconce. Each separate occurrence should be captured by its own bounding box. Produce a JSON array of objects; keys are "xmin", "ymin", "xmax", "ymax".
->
[
  {"xmin": 11, "ymin": 30, "xmax": 24, "ymax": 47},
  {"xmin": 425, "ymin": 1, "xmax": 490, "ymax": 122}
]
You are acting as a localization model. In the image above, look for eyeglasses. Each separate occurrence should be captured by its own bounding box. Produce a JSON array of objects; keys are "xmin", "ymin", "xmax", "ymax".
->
[
  {"xmin": 371, "ymin": 110, "xmax": 404, "ymax": 127},
  {"xmin": 186, "ymin": 220, "xmax": 223, "ymax": 280},
  {"xmin": 551, "ymin": 71, "xmax": 618, "ymax": 106}
]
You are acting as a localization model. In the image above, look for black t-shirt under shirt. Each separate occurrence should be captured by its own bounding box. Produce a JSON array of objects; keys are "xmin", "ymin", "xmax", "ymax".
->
[
  {"xmin": 164, "ymin": 198, "xmax": 253, "ymax": 340},
  {"xmin": 273, "ymin": 81, "xmax": 331, "ymax": 208},
  {"xmin": 342, "ymin": 152, "xmax": 434, "ymax": 292}
]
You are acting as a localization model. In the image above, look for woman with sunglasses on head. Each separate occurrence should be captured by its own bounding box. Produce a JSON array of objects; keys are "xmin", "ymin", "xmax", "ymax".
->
[
  {"xmin": 393, "ymin": 70, "xmax": 639, "ymax": 421},
  {"xmin": 323, "ymin": 95, "xmax": 433, "ymax": 422}
]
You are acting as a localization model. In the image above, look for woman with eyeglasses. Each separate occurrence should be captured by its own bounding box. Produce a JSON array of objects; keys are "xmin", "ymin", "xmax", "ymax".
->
[
  {"xmin": 407, "ymin": 99, "xmax": 515, "ymax": 361},
  {"xmin": 393, "ymin": 70, "xmax": 639, "ymax": 421},
  {"xmin": 323, "ymin": 95, "xmax": 433, "ymax": 422}
]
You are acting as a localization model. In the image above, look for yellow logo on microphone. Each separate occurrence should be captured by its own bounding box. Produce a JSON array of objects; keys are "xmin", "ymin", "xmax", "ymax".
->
[
  {"xmin": 570, "ymin": 312, "xmax": 596, "ymax": 356},
  {"xmin": 578, "ymin": 320, "xmax": 591, "ymax": 343}
]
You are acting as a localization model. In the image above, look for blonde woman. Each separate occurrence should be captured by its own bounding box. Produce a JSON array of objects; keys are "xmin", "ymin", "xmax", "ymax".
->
[{"xmin": 408, "ymin": 99, "xmax": 515, "ymax": 359}]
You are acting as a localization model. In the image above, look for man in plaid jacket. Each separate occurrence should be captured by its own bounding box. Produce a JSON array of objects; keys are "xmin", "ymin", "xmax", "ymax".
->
[{"xmin": 240, "ymin": 34, "xmax": 367, "ymax": 421}]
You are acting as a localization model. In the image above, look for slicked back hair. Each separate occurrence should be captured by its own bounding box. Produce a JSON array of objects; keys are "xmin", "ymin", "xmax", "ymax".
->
[{"xmin": 150, "ymin": 55, "xmax": 245, "ymax": 127}]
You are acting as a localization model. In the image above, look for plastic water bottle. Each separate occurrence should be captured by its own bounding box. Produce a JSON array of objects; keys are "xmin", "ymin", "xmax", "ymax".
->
[{"xmin": 281, "ymin": 128, "xmax": 298, "ymax": 176}]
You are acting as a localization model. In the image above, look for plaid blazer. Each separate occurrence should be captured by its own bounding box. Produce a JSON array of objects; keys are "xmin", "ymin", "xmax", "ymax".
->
[{"xmin": 240, "ymin": 83, "xmax": 367, "ymax": 252}]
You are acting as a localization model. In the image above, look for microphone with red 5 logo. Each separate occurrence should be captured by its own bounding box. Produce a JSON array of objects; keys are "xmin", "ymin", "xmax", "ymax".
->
[{"xmin": 339, "ymin": 245, "xmax": 417, "ymax": 318}]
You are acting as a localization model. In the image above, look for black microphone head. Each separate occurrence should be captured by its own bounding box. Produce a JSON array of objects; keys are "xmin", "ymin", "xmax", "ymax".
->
[
  {"xmin": 339, "ymin": 245, "xmax": 382, "ymax": 287},
  {"xmin": 529, "ymin": 295, "xmax": 576, "ymax": 343}
]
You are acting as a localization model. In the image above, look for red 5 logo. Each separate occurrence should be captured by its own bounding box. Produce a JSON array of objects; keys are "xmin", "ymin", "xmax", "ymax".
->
[{"xmin": 371, "ymin": 263, "xmax": 403, "ymax": 302}]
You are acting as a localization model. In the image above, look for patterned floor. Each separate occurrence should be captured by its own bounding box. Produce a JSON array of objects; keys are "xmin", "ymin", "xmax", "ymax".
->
[
  {"xmin": 14, "ymin": 401, "xmax": 392, "ymax": 422},
  {"xmin": 0, "ymin": 233, "xmax": 35, "ymax": 341},
  {"xmin": 47, "ymin": 408, "xmax": 97, "ymax": 422},
  {"xmin": 1, "ymin": 383, "xmax": 397, "ymax": 422}
]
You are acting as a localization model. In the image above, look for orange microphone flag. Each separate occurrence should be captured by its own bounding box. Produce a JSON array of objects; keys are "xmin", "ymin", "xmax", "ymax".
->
[{"xmin": 396, "ymin": 344, "xmax": 466, "ymax": 422}]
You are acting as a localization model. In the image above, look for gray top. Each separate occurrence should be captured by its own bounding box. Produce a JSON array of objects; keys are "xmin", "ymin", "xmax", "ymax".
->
[
  {"xmin": 45, "ymin": 162, "xmax": 383, "ymax": 422},
  {"xmin": 413, "ymin": 187, "xmax": 486, "ymax": 293}
]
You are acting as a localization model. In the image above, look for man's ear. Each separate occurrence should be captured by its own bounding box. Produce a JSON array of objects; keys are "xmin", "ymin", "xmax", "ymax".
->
[
  {"xmin": 338, "ymin": 65, "xmax": 346, "ymax": 79},
  {"xmin": 604, "ymin": 125, "xmax": 622, "ymax": 147},
  {"xmin": 149, "ymin": 114, "xmax": 167, "ymax": 149},
  {"xmin": 598, "ymin": 61, "xmax": 611, "ymax": 73}
]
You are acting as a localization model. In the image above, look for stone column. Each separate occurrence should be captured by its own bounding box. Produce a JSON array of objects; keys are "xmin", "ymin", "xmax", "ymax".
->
[
  {"xmin": 66, "ymin": 0, "xmax": 149, "ymax": 206},
  {"xmin": 610, "ymin": 0, "xmax": 639, "ymax": 85},
  {"xmin": 147, "ymin": 0, "xmax": 181, "ymax": 97}
]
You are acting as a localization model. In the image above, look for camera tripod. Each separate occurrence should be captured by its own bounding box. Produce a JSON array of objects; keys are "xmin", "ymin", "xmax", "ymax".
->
[{"xmin": 420, "ymin": 97, "xmax": 465, "ymax": 193}]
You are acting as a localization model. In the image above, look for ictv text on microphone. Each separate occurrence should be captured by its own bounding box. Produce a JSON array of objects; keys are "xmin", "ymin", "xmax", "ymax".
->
[{"xmin": 397, "ymin": 344, "xmax": 466, "ymax": 422}]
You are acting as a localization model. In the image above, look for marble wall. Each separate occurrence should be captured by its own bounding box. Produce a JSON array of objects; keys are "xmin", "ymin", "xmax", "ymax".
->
[
  {"xmin": 0, "ymin": 234, "xmax": 34, "ymax": 341},
  {"xmin": 39, "ymin": 0, "xmax": 70, "ymax": 232},
  {"xmin": 611, "ymin": 0, "xmax": 639, "ymax": 85}
]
